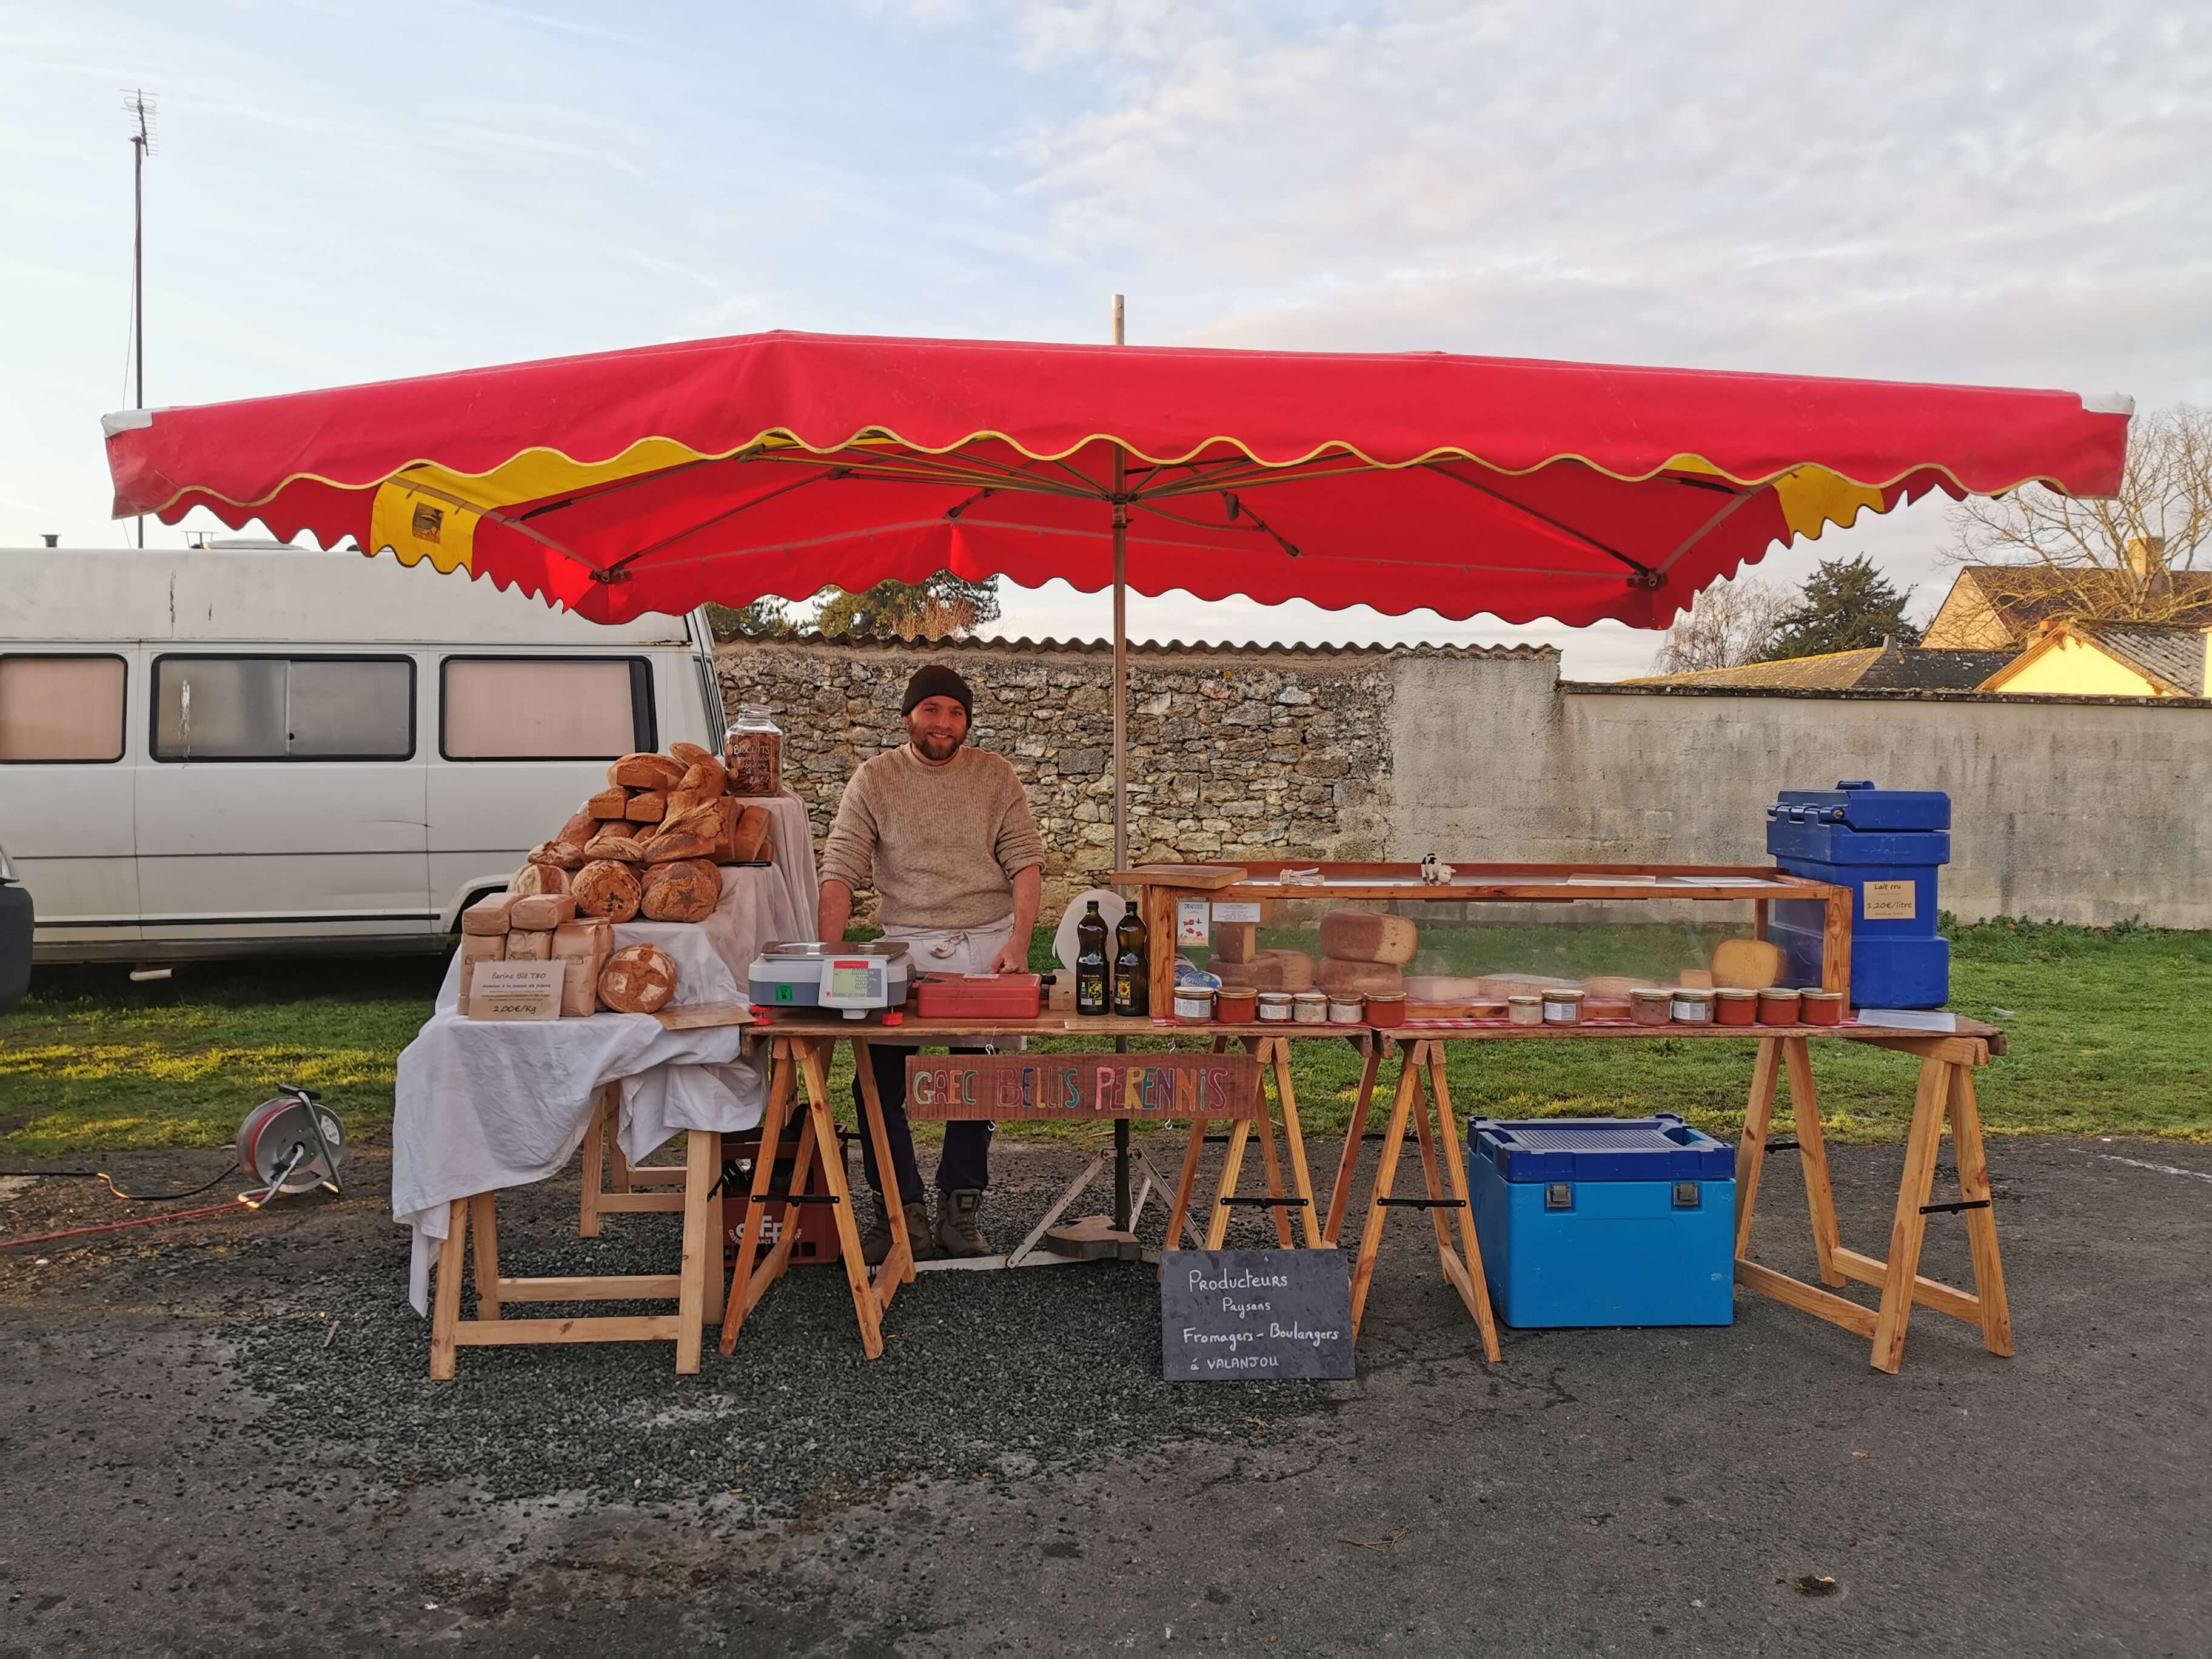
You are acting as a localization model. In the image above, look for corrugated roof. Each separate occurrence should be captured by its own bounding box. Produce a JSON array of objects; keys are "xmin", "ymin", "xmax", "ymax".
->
[
  {"xmin": 1628, "ymin": 648, "xmax": 1885, "ymax": 691},
  {"xmin": 714, "ymin": 632, "xmax": 1556, "ymax": 660},
  {"xmin": 2071, "ymin": 622, "xmax": 2208, "ymax": 696},
  {"xmin": 1632, "ymin": 645, "xmax": 2023, "ymax": 693},
  {"xmin": 1854, "ymin": 649, "xmax": 2019, "ymax": 691}
]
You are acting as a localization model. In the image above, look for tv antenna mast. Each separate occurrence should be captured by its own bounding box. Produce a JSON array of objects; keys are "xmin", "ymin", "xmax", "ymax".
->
[{"xmin": 125, "ymin": 88, "xmax": 156, "ymax": 547}]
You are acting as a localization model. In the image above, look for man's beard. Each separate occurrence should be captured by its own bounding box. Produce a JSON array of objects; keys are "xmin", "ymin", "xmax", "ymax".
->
[{"xmin": 912, "ymin": 729, "xmax": 964, "ymax": 762}]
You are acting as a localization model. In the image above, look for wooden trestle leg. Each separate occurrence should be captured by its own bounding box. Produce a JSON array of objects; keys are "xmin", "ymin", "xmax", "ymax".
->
[
  {"xmin": 1162, "ymin": 1034, "xmax": 1322, "ymax": 1256},
  {"xmin": 1734, "ymin": 1035, "xmax": 2013, "ymax": 1373},
  {"xmin": 1347, "ymin": 1041, "xmax": 1500, "ymax": 1361}
]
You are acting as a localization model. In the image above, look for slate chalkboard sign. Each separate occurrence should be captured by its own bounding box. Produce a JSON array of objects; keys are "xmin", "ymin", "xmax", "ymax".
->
[{"xmin": 1159, "ymin": 1249, "xmax": 1356, "ymax": 1381}]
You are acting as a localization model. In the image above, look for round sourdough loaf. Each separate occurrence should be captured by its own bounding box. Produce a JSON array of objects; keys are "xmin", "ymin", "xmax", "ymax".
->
[
  {"xmin": 572, "ymin": 859, "xmax": 643, "ymax": 922},
  {"xmin": 511, "ymin": 861, "xmax": 568, "ymax": 897},
  {"xmin": 640, "ymin": 858, "xmax": 721, "ymax": 922},
  {"xmin": 599, "ymin": 943, "xmax": 677, "ymax": 1013}
]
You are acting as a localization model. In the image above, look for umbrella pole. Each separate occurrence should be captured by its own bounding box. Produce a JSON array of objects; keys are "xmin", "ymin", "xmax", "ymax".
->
[{"xmin": 1110, "ymin": 293, "xmax": 1132, "ymax": 1233}]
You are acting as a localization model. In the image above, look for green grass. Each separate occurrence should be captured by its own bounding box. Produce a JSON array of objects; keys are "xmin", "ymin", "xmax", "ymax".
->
[{"xmin": 3, "ymin": 920, "xmax": 2208, "ymax": 1159}]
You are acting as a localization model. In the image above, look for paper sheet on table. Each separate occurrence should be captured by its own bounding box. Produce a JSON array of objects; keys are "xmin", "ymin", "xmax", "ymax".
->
[{"xmin": 1855, "ymin": 1008, "xmax": 1958, "ymax": 1033}]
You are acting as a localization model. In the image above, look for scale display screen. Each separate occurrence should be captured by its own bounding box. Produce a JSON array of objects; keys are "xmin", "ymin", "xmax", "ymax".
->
[{"xmin": 826, "ymin": 963, "xmax": 877, "ymax": 999}]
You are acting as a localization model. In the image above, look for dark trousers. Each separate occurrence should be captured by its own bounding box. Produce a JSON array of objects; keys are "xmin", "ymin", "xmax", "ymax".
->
[{"xmin": 856, "ymin": 1043, "xmax": 993, "ymax": 1207}]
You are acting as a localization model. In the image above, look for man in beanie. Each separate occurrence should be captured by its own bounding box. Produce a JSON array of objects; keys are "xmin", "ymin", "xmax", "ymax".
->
[{"xmin": 817, "ymin": 663, "xmax": 1045, "ymax": 1261}]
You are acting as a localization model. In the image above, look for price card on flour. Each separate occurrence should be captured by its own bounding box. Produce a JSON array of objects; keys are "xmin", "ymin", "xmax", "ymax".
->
[{"xmin": 466, "ymin": 962, "xmax": 562, "ymax": 1021}]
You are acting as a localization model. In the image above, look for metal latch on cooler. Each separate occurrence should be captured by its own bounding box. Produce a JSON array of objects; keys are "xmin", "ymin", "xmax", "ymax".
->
[{"xmin": 1672, "ymin": 1181, "xmax": 1701, "ymax": 1208}]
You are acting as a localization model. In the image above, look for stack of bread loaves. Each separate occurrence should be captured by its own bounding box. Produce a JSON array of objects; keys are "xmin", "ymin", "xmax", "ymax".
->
[
  {"xmin": 1210, "ymin": 920, "xmax": 1317, "ymax": 993},
  {"xmin": 1315, "ymin": 910, "xmax": 1417, "ymax": 999},
  {"xmin": 458, "ymin": 893, "xmax": 680, "ymax": 1016},
  {"xmin": 513, "ymin": 744, "xmax": 776, "ymax": 929}
]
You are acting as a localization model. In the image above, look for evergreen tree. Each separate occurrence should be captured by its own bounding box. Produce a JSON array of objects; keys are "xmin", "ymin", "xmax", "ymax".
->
[{"xmin": 1763, "ymin": 556, "xmax": 1922, "ymax": 658}]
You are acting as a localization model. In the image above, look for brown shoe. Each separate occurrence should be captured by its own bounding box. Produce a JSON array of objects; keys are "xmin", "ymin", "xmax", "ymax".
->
[
  {"xmin": 862, "ymin": 1198, "xmax": 937, "ymax": 1265},
  {"xmin": 936, "ymin": 1188, "xmax": 992, "ymax": 1258}
]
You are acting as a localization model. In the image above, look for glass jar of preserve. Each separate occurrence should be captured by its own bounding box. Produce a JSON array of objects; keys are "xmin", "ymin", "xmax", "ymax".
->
[{"xmin": 724, "ymin": 703, "xmax": 784, "ymax": 797}]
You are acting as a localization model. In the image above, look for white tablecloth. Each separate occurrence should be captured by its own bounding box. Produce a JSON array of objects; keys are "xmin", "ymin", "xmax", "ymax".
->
[{"xmin": 392, "ymin": 794, "xmax": 820, "ymax": 1313}]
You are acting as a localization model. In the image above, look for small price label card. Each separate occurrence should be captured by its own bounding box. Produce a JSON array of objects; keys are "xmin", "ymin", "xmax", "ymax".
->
[
  {"xmin": 468, "ymin": 962, "xmax": 563, "ymax": 1021},
  {"xmin": 1176, "ymin": 899, "xmax": 1211, "ymax": 944}
]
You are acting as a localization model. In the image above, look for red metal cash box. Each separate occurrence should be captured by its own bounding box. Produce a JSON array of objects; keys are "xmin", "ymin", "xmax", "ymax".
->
[{"xmin": 914, "ymin": 973, "xmax": 1042, "ymax": 1020}]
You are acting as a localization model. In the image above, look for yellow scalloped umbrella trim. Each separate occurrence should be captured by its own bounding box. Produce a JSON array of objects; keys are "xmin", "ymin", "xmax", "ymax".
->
[{"xmin": 1664, "ymin": 454, "xmax": 1887, "ymax": 540}]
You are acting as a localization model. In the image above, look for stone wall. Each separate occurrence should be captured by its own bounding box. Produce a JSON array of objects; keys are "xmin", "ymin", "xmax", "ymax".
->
[
  {"xmin": 714, "ymin": 638, "xmax": 1459, "ymax": 919},
  {"xmin": 722, "ymin": 636, "xmax": 2212, "ymax": 930}
]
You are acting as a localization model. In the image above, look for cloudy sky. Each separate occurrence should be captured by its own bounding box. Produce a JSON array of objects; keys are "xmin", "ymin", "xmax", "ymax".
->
[{"xmin": 5, "ymin": 1, "xmax": 2206, "ymax": 675}]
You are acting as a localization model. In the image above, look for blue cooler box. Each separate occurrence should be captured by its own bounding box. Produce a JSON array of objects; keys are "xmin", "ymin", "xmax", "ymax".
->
[
  {"xmin": 1468, "ymin": 1116, "xmax": 1735, "ymax": 1328},
  {"xmin": 1766, "ymin": 780, "xmax": 1952, "ymax": 1008}
]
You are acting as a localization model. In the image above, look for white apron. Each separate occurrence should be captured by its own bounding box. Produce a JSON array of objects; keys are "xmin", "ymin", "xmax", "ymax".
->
[{"xmin": 876, "ymin": 914, "xmax": 1022, "ymax": 1051}]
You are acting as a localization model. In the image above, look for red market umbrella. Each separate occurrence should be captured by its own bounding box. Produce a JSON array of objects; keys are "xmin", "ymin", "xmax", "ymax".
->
[{"xmin": 103, "ymin": 328, "xmax": 2130, "ymax": 871}]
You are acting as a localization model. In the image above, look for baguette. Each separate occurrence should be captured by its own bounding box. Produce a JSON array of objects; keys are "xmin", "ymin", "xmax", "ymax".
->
[
  {"xmin": 584, "ymin": 831, "xmax": 649, "ymax": 862},
  {"xmin": 668, "ymin": 742, "xmax": 714, "ymax": 768},
  {"xmin": 726, "ymin": 803, "xmax": 773, "ymax": 862}
]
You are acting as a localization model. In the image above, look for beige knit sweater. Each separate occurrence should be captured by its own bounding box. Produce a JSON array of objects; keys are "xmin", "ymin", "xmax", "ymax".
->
[{"xmin": 819, "ymin": 745, "xmax": 1047, "ymax": 929}]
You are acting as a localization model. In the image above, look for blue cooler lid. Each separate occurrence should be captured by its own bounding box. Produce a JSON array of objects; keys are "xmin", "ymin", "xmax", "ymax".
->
[
  {"xmin": 1470, "ymin": 1114, "xmax": 1735, "ymax": 1181},
  {"xmin": 1769, "ymin": 779, "xmax": 1949, "ymax": 832}
]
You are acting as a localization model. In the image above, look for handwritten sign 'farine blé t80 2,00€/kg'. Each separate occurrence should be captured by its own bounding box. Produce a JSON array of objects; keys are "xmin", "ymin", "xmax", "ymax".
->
[{"xmin": 903, "ymin": 1052, "xmax": 1259, "ymax": 1122}]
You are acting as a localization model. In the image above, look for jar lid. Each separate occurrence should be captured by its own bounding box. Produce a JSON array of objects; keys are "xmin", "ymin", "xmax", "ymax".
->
[
  {"xmin": 1365, "ymin": 991, "xmax": 1407, "ymax": 1005},
  {"xmin": 1757, "ymin": 986, "xmax": 1801, "ymax": 999},
  {"xmin": 1256, "ymin": 992, "xmax": 1295, "ymax": 1005},
  {"xmin": 1506, "ymin": 994, "xmax": 1543, "ymax": 1006},
  {"xmin": 1630, "ymin": 987, "xmax": 1672, "ymax": 1001},
  {"xmin": 1715, "ymin": 988, "xmax": 1758, "ymax": 1000},
  {"xmin": 1293, "ymin": 991, "xmax": 1329, "ymax": 1004},
  {"xmin": 1670, "ymin": 987, "xmax": 1716, "ymax": 1002},
  {"xmin": 1215, "ymin": 985, "xmax": 1256, "ymax": 1000},
  {"xmin": 1328, "ymin": 994, "xmax": 1365, "ymax": 1007},
  {"xmin": 1543, "ymin": 987, "xmax": 1586, "ymax": 1001},
  {"xmin": 1174, "ymin": 986, "xmax": 1216, "ymax": 1002},
  {"xmin": 1800, "ymin": 988, "xmax": 1843, "ymax": 1002}
]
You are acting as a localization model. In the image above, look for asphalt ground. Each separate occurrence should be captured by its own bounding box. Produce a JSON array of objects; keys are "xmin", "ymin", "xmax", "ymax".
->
[{"xmin": 1, "ymin": 1128, "xmax": 2207, "ymax": 1656}]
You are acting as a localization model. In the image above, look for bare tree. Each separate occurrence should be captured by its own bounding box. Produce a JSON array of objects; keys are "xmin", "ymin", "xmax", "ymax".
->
[
  {"xmin": 1650, "ymin": 575, "xmax": 1797, "ymax": 673},
  {"xmin": 1946, "ymin": 403, "xmax": 2211, "ymax": 622}
]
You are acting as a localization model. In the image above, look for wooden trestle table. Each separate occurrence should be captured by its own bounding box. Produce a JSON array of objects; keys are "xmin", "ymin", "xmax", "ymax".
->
[{"xmin": 702, "ymin": 1005, "xmax": 2010, "ymax": 1377}]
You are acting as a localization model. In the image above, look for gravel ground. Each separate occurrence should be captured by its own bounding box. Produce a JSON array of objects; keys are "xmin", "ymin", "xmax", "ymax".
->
[{"xmin": 4, "ymin": 1130, "xmax": 2209, "ymax": 1655}]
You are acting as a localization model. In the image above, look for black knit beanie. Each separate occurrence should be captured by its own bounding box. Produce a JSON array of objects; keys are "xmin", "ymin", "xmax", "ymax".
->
[{"xmin": 901, "ymin": 663, "xmax": 973, "ymax": 719}]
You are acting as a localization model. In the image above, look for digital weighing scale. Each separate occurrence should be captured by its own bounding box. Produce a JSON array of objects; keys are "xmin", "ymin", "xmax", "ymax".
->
[{"xmin": 748, "ymin": 940, "xmax": 913, "ymax": 1019}]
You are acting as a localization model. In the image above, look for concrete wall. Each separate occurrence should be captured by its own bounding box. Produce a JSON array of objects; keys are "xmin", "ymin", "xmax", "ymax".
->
[
  {"xmin": 723, "ymin": 636, "xmax": 2212, "ymax": 930},
  {"xmin": 1393, "ymin": 658, "xmax": 2212, "ymax": 927}
]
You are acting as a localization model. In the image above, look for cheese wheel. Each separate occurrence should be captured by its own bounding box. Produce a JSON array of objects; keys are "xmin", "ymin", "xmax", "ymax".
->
[
  {"xmin": 1317, "ymin": 957, "xmax": 1406, "ymax": 998},
  {"xmin": 1712, "ymin": 939, "xmax": 1783, "ymax": 991},
  {"xmin": 668, "ymin": 742, "xmax": 714, "ymax": 768},
  {"xmin": 678, "ymin": 757, "xmax": 727, "ymax": 799},
  {"xmin": 1318, "ymin": 910, "xmax": 1419, "ymax": 965},
  {"xmin": 609, "ymin": 752, "xmax": 683, "ymax": 791},
  {"xmin": 623, "ymin": 790, "xmax": 668, "ymax": 823},
  {"xmin": 505, "ymin": 927, "xmax": 552, "ymax": 961},
  {"xmin": 528, "ymin": 840, "xmax": 587, "ymax": 871},
  {"xmin": 555, "ymin": 808, "xmax": 598, "ymax": 848},
  {"xmin": 598, "ymin": 943, "xmax": 677, "ymax": 1013},
  {"xmin": 585, "ymin": 787, "xmax": 629, "ymax": 820},
  {"xmin": 571, "ymin": 860, "xmax": 643, "ymax": 923},
  {"xmin": 583, "ymin": 832, "xmax": 649, "ymax": 863},
  {"xmin": 461, "ymin": 894, "xmax": 514, "ymax": 936},
  {"xmin": 509, "ymin": 892, "xmax": 578, "ymax": 931},
  {"xmin": 640, "ymin": 857, "xmax": 722, "ymax": 922},
  {"xmin": 511, "ymin": 862, "xmax": 568, "ymax": 898}
]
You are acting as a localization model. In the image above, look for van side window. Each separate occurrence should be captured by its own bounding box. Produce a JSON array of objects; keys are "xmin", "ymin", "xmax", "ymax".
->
[
  {"xmin": 152, "ymin": 656, "xmax": 415, "ymax": 761},
  {"xmin": 440, "ymin": 657, "xmax": 656, "ymax": 760},
  {"xmin": 0, "ymin": 654, "xmax": 127, "ymax": 763}
]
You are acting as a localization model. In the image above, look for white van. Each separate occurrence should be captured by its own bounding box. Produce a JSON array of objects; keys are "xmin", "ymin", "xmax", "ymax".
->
[{"xmin": 0, "ymin": 544, "xmax": 725, "ymax": 964}]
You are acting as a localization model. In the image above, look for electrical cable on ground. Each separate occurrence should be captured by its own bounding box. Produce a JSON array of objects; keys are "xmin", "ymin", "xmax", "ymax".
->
[{"xmin": 0, "ymin": 1168, "xmax": 239, "ymax": 1202}]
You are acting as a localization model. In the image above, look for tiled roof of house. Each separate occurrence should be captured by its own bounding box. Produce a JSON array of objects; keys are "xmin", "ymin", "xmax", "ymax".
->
[
  {"xmin": 1631, "ymin": 645, "xmax": 2022, "ymax": 693},
  {"xmin": 1931, "ymin": 566, "xmax": 2212, "ymax": 645},
  {"xmin": 2067, "ymin": 622, "xmax": 2208, "ymax": 697}
]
